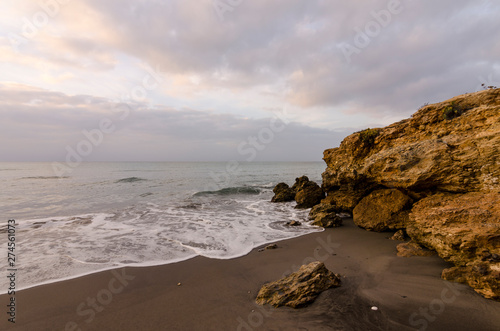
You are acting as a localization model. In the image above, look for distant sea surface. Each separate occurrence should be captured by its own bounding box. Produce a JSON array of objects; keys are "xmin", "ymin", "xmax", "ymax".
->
[{"xmin": 0, "ymin": 162, "xmax": 325, "ymax": 291}]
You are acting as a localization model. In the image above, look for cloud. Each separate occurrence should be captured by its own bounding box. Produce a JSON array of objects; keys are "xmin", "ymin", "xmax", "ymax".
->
[
  {"xmin": 1, "ymin": 0, "xmax": 499, "ymax": 161},
  {"xmin": 0, "ymin": 83, "xmax": 349, "ymax": 161}
]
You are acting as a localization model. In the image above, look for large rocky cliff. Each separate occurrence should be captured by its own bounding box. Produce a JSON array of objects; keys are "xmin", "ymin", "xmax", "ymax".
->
[{"xmin": 321, "ymin": 88, "xmax": 500, "ymax": 300}]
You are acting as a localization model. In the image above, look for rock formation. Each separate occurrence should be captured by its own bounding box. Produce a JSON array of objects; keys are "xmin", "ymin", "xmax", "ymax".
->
[
  {"xmin": 309, "ymin": 203, "xmax": 343, "ymax": 228},
  {"xmin": 271, "ymin": 182, "xmax": 296, "ymax": 202},
  {"xmin": 320, "ymin": 88, "xmax": 500, "ymax": 300},
  {"xmin": 271, "ymin": 176, "xmax": 324, "ymax": 209},
  {"xmin": 255, "ymin": 261, "xmax": 341, "ymax": 308},
  {"xmin": 294, "ymin": 177, "xmax": 325, "ymax": 209},
  {"xmin": 353, "ymin": 189, "xmax": 412, "ymax": 231},
  {"xmin": 408, "ymin": 192, "xmax": 500, "ymax": 300}
]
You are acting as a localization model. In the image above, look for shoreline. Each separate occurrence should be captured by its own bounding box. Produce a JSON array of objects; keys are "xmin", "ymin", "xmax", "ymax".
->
[
  {"xmin": 1, "ymin": 226, "xmax": 323, "ymax": 296},
  {"xmin": 3, "ymin": 219, "xmax": 500, "ymax": 330}
]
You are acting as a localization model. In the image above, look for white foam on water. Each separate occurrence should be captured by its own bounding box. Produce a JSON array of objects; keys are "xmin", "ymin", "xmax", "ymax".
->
[{"xmin": 1, "ymin": 198, "xmax": 322, "ymax": 293}]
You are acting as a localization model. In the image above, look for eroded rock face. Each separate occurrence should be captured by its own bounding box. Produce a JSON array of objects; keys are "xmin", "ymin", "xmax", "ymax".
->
[
  {"xmin": 353, "ymin": 189, "xmax": 413, "ymax": 232},
  {"xmin": 408, "ymin": 192, "xmax": 500, "ymax": 300},
  {"xmin": 271, "ymin": 182, "xmax": 295, "ymax": 202},
  {"xmin": 322, "ymin": 89, "xmax": 500, "ymax": 195},
  {"xmin": 309, "ymin": 203, "xmax": 343, "ymax": 228},
  {"xmin": 255, "ymin": 261, "xmax": 341, "ymax": 308},
  {"xmin": 319, "ymin": 89, "xmax": 500, "ymax": 300}
]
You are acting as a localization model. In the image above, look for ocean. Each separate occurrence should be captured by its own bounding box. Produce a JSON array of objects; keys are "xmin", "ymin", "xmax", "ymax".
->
[{"xmin": 0, "ymin": 161, "xmax": 325, "ymax": 292}]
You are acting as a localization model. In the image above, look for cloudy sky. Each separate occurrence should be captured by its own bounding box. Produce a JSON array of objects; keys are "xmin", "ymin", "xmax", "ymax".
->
[{"xmin": 1, "ymin": 0, "xmax": 499, "ymax": 162}]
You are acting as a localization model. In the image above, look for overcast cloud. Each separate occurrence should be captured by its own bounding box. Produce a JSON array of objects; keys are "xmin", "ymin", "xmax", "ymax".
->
[{"xmin": 1, "ymin": 0, "xmax": 499, "ymax": 161}]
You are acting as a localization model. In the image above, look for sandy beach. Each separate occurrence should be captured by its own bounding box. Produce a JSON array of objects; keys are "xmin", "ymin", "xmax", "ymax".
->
[{"xmin": 3, "ymin": 219, "xmax": 500, "ymax": 331}]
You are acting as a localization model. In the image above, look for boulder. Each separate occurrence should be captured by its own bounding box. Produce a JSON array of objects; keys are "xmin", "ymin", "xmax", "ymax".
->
[
  {"xmin": 309, "ymin": 203, "xmax": 343, "ymax": 228},
  {"xmin": 255, "ymin": 261, "xmax": 341, "ymax": 308},
  {"xmin": 396, "ymin": 241, "xmax": 437, "ymax": 257},
  {"xmin": 353, "ymin": 189, "xmax": 413, "ymax": 232},
  {"xmin": 407, "ymin": 192, "xmax": 500, "ymax": 300},
  {"xmin": 295, "ymin": 181, "xmax": 325, "ymax": 209},
  {"xmin": 271, "ymin": 182, "xmax": 295, "ymax": 202}
]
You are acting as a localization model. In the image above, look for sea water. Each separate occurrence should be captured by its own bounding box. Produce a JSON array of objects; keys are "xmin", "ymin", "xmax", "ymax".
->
[{"xmin": 0, "ymin": 162, "xmax": 325, "ymax": 292}]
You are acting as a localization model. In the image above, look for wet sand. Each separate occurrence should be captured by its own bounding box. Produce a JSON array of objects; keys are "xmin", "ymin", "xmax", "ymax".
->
[{"xmin": 2, "ymin": 219, "xmax": 500, "ymax": 331}]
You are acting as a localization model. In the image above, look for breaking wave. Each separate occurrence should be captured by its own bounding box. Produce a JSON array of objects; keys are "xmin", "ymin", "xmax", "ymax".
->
[
  {"xmin": 115, "ymin": 177, "xmax": 147, "ymax": 183},
  {"xmin": 193, "ymin": 186, "xmax": 262, "ymax": 197}
]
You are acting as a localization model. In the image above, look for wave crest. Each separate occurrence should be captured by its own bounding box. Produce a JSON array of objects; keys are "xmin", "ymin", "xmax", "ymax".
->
[
  {"xmin": 115, "ymin": 177, "xmax": 147, "ymax": 183},
  {"xmin": 193, "ymin": 186, "xmax": 261, "ymax": 197}
]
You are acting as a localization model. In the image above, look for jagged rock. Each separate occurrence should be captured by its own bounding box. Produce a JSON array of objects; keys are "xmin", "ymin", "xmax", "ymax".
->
[
  {"xmin": 324, "ymin": 89, "xmax": 500, "ymax": 195},
  {"xmin": 271, "ymin": 182, "xmax": 295, "ymax": 202},
  {"xmin": 255, "ymin": 261, "xmax": 341, "ymax": 308},
  {"xmin": 286, "ymin": 220, "xmax": 301, "ymax": 226},
  {"xmin": 390, "ymin": 230, "xmax": 406, "ymax": 241},
  {"xmin": 309, "ymin": 203, "xmax": 343, "ymax": 228},
  {"xmin": 353, "ymin": 189, "xmax": 413, "ymax": 232},
  {"xmin": 396, "ymin": 241, "xmax": 437, "ymax": 257},
  {"xmin": 322, "ymin": 89, "xmax": 500, "ymax": 195},
  {"xmin": 265, "ymin": 243, "xmax": 278, "ymax": 250},
  {"xmin": 295, "ymin": 180, "xmax": 325, "ymax": 209},
  {"xmin": 407, "ymin": 192, "xmax": 500, "ymax": 300}
]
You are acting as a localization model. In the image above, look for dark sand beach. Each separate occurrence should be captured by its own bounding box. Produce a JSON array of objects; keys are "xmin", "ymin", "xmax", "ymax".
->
[{"xmin": 3, "ymin": 219, "xmax": 500, "ymax": 331}]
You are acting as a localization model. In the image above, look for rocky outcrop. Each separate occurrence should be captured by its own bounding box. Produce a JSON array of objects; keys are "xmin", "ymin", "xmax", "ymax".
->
[
  {"xmin": 294, "ymin": 179, "xmax": 325, "ymax": 209},
  {"xmin": 353, "ymin": 189, "xmax": 413, "ymax": 231},
  {"xmin": 323, "ymin": 89, "xmax": 500, "ymax": 196},
  {"xmin": 407, "ymin": 192, "xmax": 500, "ymax": 300},
  {"xmin": 309, "ymin": 203, "xmax": 343, "ymax": 228},
  {"xmin": 271, "ymin": 176, "xmax": 324, "ymax": 209},
  {"xmin": 320, "ymin": 88, "xmax": 500, "ymax": 300},
  {"xmin": 271, "ymin": 183, "xmax": 295, "ymax": 202},
  {"xmin": 255, "ymin": 261, "xmax": 341, "ymax": 308}
]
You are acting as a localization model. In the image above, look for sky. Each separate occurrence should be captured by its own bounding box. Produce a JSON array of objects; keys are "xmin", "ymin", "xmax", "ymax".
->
[{"xmin": 1, "ymin": 0, "xmax": 499, "ymax": 162}]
